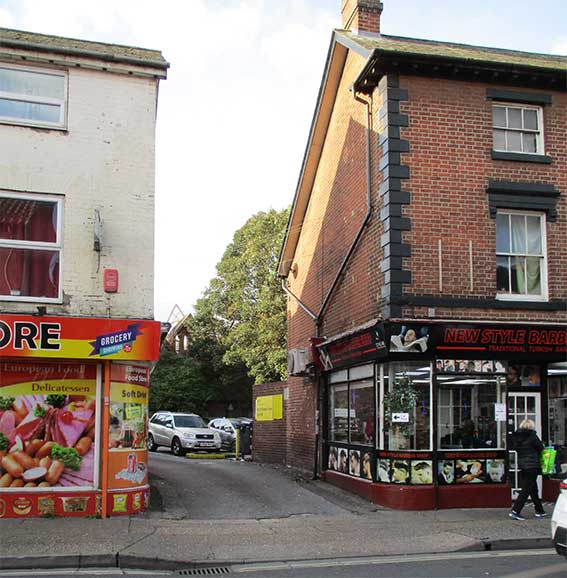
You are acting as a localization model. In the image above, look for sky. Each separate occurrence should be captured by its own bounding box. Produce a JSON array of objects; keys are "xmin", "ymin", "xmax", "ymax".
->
[{"xmin": 0, "ymin": 0, "xmax": 565, "ymax": 322}]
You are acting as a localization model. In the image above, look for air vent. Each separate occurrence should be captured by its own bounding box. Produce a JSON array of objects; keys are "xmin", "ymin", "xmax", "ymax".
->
[{"xmin": 178, "ymin": 567, "xmax": 231, "ymax": 576}]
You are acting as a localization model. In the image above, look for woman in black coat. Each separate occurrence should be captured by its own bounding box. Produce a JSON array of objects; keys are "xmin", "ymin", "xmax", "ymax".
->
[{"xmin": 509, "ymin": 419, "xmax": 546, "ymax": 520}]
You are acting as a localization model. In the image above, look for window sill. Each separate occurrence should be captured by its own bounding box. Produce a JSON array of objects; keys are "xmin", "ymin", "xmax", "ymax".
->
[
  {"xmin": 496, "ymin": 294, "xmax": 548, "ymax": 303},
  {"xmin": 0, "ymin": 118, "xmax": 68, "ymax": 132},
  {"xmin": 0, "ymin": 295, "xmax": 63, "ymax": 304},
  {"xmin": 492, "ymin": 151, "xmax": 552, "ymax": 164}
]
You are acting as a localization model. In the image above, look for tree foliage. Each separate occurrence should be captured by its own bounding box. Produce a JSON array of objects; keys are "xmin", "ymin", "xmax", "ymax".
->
[
  {"xmin": 148, "ymin": 351, "xmax": 217, "ymax": 416},
  {"xmin": 194, "ymin": 207, "xmax": 289, "ymax": 384}
]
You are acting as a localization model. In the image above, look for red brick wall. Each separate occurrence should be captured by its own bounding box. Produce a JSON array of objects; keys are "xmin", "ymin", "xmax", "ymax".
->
[
  {"xmin": 252, "ymin": 382, "xmax": 287, "ymax": 465},
  {"xmin": 286, "ymin": 52, "xmax": 384, "ymax": 469},
  {"xmin": 398, "ymin": 76, "xmax": 566, "ymax": 321}
]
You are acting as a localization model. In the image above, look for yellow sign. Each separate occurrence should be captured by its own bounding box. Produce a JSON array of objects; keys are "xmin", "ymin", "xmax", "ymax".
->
[
  {"xmin": 110, "ymin": 383, "xmax": 148, "ymax": 404},
  {"xmin": 255, "ymin": 394, "xmax": 283, "ymax": 421}
]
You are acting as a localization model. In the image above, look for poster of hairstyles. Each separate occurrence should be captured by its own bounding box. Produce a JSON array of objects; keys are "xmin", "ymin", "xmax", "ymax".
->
[
  {"xmin": 361, "ymin": 451, "xmax": 373, "ymax": 481},
  {"xmin": 486, "ymin": 459, "xmax": 506, "ymax": 483},
  {"xmin": 328, "ymin": 446, "xmax": 338, "ymax": 471},
  {"xmin": 378, "ymin": 459, "xmax": 391, "ymax": 483},
  {"xmin": 391, "ymin": 459, "xmax": 410, "ymax": 484},
  {"xmin": 437, "ymin": 460, "xmax": 455, "ymax": 484},
  {"xmin": 338, "ymin": 448, "xmax": 348, "ymax": 473},
  {"xmin": 390, "ymin": 326, "xmax": 429, "ymax": 353},
  {"xmin": 411, "ymin": 460, "xmax": 433, "ymax": 484},
  {"xmin": 455, "ymin": 459, "xmax": 486, "ymax": 483},
  {"xmin": 349, "ymin": 449, "xmax": 361, "ymax": 477}
]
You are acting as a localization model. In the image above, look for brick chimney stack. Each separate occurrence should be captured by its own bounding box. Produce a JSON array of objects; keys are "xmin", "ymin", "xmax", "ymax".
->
[{"xmin": 341, "ymin": 0, "xmax": 383, "ymax": 34}]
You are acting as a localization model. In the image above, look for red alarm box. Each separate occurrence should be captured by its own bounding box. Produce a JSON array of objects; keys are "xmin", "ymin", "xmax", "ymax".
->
[{"xmin": 104, "ymin": 269, "xmax": 119, "ymax": 293}]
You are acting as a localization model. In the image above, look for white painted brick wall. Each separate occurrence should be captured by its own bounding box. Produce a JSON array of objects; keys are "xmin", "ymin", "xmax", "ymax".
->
[{"xmin": 0, "ymin": 65, "xmax": 159, "ymax": 319}]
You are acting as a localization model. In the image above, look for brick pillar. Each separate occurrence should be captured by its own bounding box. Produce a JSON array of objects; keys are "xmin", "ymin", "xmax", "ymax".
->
[{"xmin": 341, "ymin": 0, "xmax": 383, "ymax": 34}]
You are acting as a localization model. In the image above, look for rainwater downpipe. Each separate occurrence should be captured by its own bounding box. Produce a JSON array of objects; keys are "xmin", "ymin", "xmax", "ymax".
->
[{"xmin": 281, "ymin": 91, "xmax": 374, "ymax": 480}]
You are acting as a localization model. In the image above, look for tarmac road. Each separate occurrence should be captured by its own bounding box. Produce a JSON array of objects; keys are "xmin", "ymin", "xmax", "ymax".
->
[{"xmin": 148, "ymin": 449, "xmax": 346, "ymax": 520}]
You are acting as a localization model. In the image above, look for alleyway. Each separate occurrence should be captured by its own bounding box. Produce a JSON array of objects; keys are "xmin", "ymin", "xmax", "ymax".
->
[{"xmin": 148, "ymin": 450, "xmax": 348, "ymax": 520}]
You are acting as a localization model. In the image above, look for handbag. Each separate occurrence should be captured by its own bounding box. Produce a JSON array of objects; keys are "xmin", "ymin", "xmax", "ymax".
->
[{"xmin": 540, "ymin": 447, "xmax": 557, "ymax": 475}]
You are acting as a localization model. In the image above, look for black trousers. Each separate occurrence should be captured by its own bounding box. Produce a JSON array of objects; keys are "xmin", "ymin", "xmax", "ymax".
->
[{"xmin": 512, "ymin": 468, "xmax": 544, "ymax": 514}]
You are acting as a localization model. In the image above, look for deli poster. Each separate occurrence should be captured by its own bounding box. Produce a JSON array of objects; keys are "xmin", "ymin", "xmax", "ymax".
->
[
  {"xmin": 108, "ymin": 364, "xmax": 149, "ymax": 490},
  {"xmin": 0, "ymin": 361, "xmax": 97, "ymax": 490}
]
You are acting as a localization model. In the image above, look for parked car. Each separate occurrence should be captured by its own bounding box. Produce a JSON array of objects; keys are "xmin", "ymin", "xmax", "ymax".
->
[
  {"xmin": 208, "ymin": 417, "xmax": 253, "ymax": 452},
  {"xmin": 148, "ymin": 411, "xmax": 221, "ymax": 456},
  {"xmin": 551, "ymin": 479, "xmax": 567, "ymax": 557}
]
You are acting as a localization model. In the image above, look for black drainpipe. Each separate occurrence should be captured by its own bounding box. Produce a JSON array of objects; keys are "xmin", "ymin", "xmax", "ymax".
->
[{"xmin": 282, "ymin": 89, "xmax": 374, "ymax": 481}]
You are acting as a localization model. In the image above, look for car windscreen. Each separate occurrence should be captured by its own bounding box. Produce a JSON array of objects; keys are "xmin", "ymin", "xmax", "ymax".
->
[{"xmin": 174, "ymin": 415, "xmax": 206, "ymax": 428}]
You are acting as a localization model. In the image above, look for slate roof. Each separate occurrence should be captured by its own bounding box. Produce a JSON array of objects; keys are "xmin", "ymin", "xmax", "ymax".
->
[
  {"xmin": 338, "ymin": 31, "xmax": 567, "ymax": 72},
  {"xmin": 0, "ymin": 27, "xmax": 168, "ymax": 71}
]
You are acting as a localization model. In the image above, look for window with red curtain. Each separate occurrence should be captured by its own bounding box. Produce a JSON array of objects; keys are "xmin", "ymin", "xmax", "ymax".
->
[{"xmin": 0, "ymin": 194, "xmax": 61, "ymax": 300}]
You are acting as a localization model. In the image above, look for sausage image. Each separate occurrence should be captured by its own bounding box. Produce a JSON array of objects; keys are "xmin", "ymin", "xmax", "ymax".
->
[
  {"xmin": 25, "ymin": 439, "xmax": 44, "ymax": 457},
  {"xmin": 35, "ymin": 441, "xmax": 56, "ymax": 459},
  {"xmin": 12, "ymin": 451, "xmax": 36, "ymax": 470},
  {"xmin": 1, "ymin": 455, "xmax": 24, "ymax": 478},
  {"xmin": 75, "ymin": 437, "xmax": 92, "ymax": 456},
  {"xmin": 45, "ymin": 460, "xmax": 65, "ymax": 485},
  {"xmin": 10, "ymin": 479, "xmax": 25, "ymax": 487},
  {"xmin": 24, "ymin": 482, "xmax": 37, "ymax": 487},
  {"xmin": 38, "ymin": 481, "xmax": 51, "ymax": 487},
  {"xmin": 0, "ymin": 473, "xmax": 13, "ymax": 487},
  {"xmin": 39, "ymin": 456, "xmax": 52, "ymax": 470},
  {"xmin": 12, "ymin": 399, "xmax": 28, "ymax": 424},
  {"xmin": 22, "ymin": 466, "xmax": 47, "ymax": 483}
]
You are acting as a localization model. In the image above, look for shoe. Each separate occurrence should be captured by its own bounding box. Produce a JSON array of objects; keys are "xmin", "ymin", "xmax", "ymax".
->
[
  {"xmin": 534, "ymin": 512, "xmax": 547, "ymax": 518},
  {"xmin": 509, "ymin": 511, "xmax": 525, "ymax": 521}
]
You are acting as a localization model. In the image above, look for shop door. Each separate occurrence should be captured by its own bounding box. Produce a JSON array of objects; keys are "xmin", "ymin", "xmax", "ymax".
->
[{"xmin": 508, "ymin": 392, "xmax": 541, "ymax": 499}]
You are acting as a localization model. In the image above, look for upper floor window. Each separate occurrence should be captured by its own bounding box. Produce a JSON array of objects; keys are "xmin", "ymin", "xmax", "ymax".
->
[
  {"xmin": 0, "ymin": 64, "xmax": 67, "ymax": 129},
  {"xmin": 0, "ymin": 192, "xmax": 62, "ymax": 302},
  {"xmin": 492, "ymin": 104, "xmax": 543, "ymax": 155},
  {"xmin": 496, "ymin": 211, "xmax": 546, "ymax": 300}
]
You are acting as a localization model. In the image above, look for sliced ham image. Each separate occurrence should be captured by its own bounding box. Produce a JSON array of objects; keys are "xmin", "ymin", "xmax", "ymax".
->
[
  {"xmin": 56, "ymin": 409, "xmax": 93, "ymax": 448},
  {"xmin": 0, "ymin": 410, "xmax": 16, "ymax": 436}
]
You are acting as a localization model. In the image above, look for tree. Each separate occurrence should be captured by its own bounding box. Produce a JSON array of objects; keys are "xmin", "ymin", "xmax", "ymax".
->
[
  {"xmin": 148, "ymin": 351, "xmax": 217, "ymax": 415},
  {"xmin": 194, "ymin": 207, "xmax": 289, "ymax": 384}
]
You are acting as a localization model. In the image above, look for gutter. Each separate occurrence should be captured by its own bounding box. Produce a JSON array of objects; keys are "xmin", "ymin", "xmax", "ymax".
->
[{"xmin": 0, "ymin": 37, "xmax": 169, "ymax": 73}]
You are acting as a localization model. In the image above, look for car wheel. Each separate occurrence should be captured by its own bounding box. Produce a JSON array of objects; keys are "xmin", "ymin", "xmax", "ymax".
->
[
  {"xmin": 147, "ymin": 433, "xmax": 156, "ymax": 452},
  {"xmin": 171, "ymin": 437, "xmax": 184, "ymax": 457}
]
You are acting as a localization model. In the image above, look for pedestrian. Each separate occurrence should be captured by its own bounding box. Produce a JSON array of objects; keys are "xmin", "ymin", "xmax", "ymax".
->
[{"xmin": 509, "ymin": 419, "xmax": 546, "ymax": 521}]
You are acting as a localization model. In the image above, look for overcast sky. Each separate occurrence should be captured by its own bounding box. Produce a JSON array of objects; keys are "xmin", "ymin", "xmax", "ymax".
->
[{"xmin": 0, "ymin": 0, "xmax": 565, "ymax": 322}]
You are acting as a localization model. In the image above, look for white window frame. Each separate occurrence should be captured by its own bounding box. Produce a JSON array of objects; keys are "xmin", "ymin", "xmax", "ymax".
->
[
  {"xmin": 0, "ymin": 190, "xmax": 64, "ymax": 304},
  {"xmin": 0, "ymin": 63, "xmax": 68, "ymax": 130},
  {"xmin": 492, "ymin": 102, "xmax": 544, "ymax": 155},
  {"xmin": 495, "ymin": 209, "xmax": 548, "ymax": 302}
]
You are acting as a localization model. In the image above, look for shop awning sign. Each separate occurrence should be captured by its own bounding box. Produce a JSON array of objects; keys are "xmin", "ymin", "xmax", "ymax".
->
[
  {"xmin": 0, "ymin": 314, "xmax": 160, "ymax": 361},
  {"xmin": 317, "ymin": 322, "xmax": 387, "ymax": 370}
]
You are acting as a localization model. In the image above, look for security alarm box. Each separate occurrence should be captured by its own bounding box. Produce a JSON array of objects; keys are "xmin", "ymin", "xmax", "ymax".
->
[{"xmin": 104, "ymin": 269, "xmax": 119, "ymax": 293}]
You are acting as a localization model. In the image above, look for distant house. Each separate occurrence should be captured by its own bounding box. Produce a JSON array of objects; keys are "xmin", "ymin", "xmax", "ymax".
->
[
  {"xmin": 0, "ymin": 27, "xmax": 168, "ymax": 518},
  {"xmin": 278, "ymin": 1, "xmax": 566, "ymax": 509}
]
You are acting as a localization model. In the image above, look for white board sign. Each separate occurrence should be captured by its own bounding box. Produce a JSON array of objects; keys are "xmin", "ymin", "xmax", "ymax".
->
[
  {"xmin": 392, "ymin": 412, "xmax": 410, "ymax": 423},
  {"xmin": 494, "ymin": 403, "xmax": 506, "ymax": 421}
]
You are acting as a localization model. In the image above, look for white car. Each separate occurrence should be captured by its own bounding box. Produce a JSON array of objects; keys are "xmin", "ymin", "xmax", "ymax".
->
[
  {"xmin": 148, "ymin": 411, "xmax": 221, "ymax": 456},
  {"xmin": 551, "ymin": 479, "xmax": 567, "ymax": 557}
]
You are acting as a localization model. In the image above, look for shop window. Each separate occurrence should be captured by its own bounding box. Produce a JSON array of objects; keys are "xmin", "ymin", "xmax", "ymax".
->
[
  {"xmin": 328, "ymin": 383, "xmax": 348, "ymax": 442},
  {"xmin": 437, "ymin": 373, "xmax": 506, "ymax": 450},
  {"xmin": 382, "ymin": 362, "xmax": 431, "ymax": 451},
  {"xmin": 349, "ymin": 380, "xmax": 374, "ymax": 445},
  {"xmin": 0, "ymin": 192, "xmax": 62, "ymax": 301},
  {"xmin": 0, "ymin": 64, "xmax": 67, "ymax": 129},
  {"xmin": 548, "ymin": 362, "xmax": 567, "ymax": 478},
  {"xmin": 327, "ymin": 364, "xmax": 376, "ymax": 448}
]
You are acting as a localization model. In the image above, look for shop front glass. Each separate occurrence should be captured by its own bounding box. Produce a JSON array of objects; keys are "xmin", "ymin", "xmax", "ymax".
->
[
  {"xmin": 382, "ymin": 362, "xmax": 431, "ymax": 451},
  {"xmin": 547, "ymin": 362, "xmax": 567, "ymax": 478},
  {"xmin": 437, "ymin": 373, "xmax": 506, "ymax": 450},
  {"xmin": 327, "ymin": 364, "xmax": 375, "ymax": 480}
]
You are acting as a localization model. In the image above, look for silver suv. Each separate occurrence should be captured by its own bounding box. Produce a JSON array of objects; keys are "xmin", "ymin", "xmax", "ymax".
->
[{"xmin": 148, "ymin": 411, "xmax": 221, "ymax": 456}]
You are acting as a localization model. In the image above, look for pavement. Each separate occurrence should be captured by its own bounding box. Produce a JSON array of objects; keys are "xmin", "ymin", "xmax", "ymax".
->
[{"xmin": 0, "ymin": 462, "xmax": 556, "ymax": 572}]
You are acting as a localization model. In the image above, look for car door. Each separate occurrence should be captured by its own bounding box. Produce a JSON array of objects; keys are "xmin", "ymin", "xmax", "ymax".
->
[
  {"xmin": 152, "ymin": 414, "xmax": 166, "ymax": 445},
  {"xmin": 163, "ymin": 415, "xmax": 175, "ymax": 446}
]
